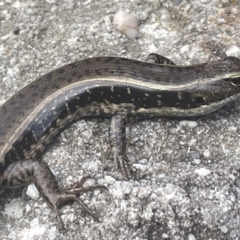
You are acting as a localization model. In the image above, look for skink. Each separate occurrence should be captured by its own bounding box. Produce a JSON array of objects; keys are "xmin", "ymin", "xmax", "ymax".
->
[{"xmin": 1, "ymin": 54, "xmax": 240, "ymax": 229}]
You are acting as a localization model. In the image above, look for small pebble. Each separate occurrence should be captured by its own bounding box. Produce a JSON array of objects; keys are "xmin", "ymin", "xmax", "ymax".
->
[
  {"xmin": 221, "ymin": 225, "xmax": 228, "ymax": 233},
  {"xmin": 26, "ymin": 183, "xmax": 40, "ymax": 200},
  {"xmin": 179, "ymin": 120, "xmax": 198, "ymax": 128},
  {"xmin": 13, "ymin": 26, "xmax": 20, "ymax": 35},
  {"xmin": 188, "ymin": 233, "xmax": 196, "ymax": 240},
  {"xmin": 159, "ymin": 9, "xmax": 172, "ymax": 29},
  {"xmin": 195, "ymin": 168, "xmax": 211, "ymax": 176},
  {"xmin": 113, "ymin": 10, "xmax": 139, "ymax": 39},
  {"xmin": 203, "ymin": 149, "xmax": 211, "ymax": 158},
  {"xmin": 225, "ymin": 45, "xmax": 240, "ymax": 57}
]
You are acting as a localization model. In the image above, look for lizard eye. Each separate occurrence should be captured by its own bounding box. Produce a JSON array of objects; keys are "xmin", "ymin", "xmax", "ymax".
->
[
  {"xmin": 224, "ymin": 76, "xmax": 240, "ymax": 86},
  {"xmin": 195, "ymin": 96, "xmax": 206, "ymax": 106},
  {"xmin": 230, "ymin": 77, "xmax": 240, "ymax": 86}
]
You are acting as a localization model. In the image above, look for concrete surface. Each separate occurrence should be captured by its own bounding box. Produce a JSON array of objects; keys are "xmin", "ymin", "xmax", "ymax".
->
[{"xmin": 1, "ymin": 0, "xmax": 240, "ymax": 239}]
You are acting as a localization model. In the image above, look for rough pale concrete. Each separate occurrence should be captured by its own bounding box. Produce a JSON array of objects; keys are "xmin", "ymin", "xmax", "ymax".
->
[{"xmin": 1, "ymin": 0, "xmax": 240, "ymax": 239}]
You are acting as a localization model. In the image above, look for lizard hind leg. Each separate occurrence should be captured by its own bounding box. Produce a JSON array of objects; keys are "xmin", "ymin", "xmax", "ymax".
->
[
  {"xmin": 50, "ymin": 191, "xmax": 100, "ymax": 230},
  {"xmin": 1, "ymin": 160, "xmax": 106, "ymax": 229},
  {"xmin": 29, "ymin": 160, "xmax": 106, "ymax": 229}
]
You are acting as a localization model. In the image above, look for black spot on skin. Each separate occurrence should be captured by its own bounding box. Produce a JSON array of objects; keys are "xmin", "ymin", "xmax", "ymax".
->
[
  {"xmin": 18, "ymin": 93, "xmax": 25, "ymax": 99},
  {"xmin": 1, "ymin": 105, "xmax": 7, "ymax": 114},
  {"xmin": 42, "ymin": 85, "xmax": 49, "ymax": 94},
  {"xmin": 84, "ymin": 59, "xmax": 92, "ymax": 64},
  {"xmin": 13, "ymin": 141, "xmax": 25, "ymax": 159},
  {"xmin": 1, "ymin": 179, "xmax": 7, "ymax": 187},
  {"xmin": 46, "ymin": 73, "xmax": 53, "ymax": 81},
  {"xmin": 94, "ymin": 58, "xmax": 102, "ymax": 62},
  {"xmin": 195, "ymin": 96, "xmax": 206, "ymax": 106},
  {"xmin": 21, "ymin": 130, "xmax": 37, "ymax": 151},
  {"xmin": 85, "ymin": 69, "xmax": 91, "ymax": 75},
  {"xmin": 57, "ymin": 104, "xmax": 69, "ymax": 120},
  {"xmin": 57, "ymin": 69, "xmax": 64, "ymax": 74},
  {"xmin": 95, "ymin": 70, "xmax": 102, "ymax": 75},
  {"xmin": 116, "ymin": 66, "xmax": 124, "ymax": 75},
  {"xmin": 104, "ymin": 58, "xmax": 113, "ymax": 63},
  {"xmin": 34, "ymin": 149, "xmax": 42, "ymax": 159},
  {"xmin": 52, "ymin": 83, "xmax": 60, "ymax": 90},
  {"xmin": 68, "ymin": 97, "xmax": 79, "ymax": 113},
  {"xmin": 25, "ymin": 168, "xmax": 32, "ymax": 177},
  {"xmin": 71, "ymin": 71, "xmax": 78, "ymax": 77},
  {"xmin": 69, "ymin": 63, "xmax": 78, "ymax": 68},
  {"xmin": 5, "ymin": 148, "xmax": 18, "ymax": 162},
  {"xmin": 29, "ymin": 83, "xmax": 39, "ymax": 89},
  {"xmin": 129, "ymin": 72, "xmax": 138, "ymax": 78},
  {"xmin": 32, "ymin": 92, "xmax": 38, "ymax": 98},
  {"xmin": 19, "ymin": 170, "xmax": 25, "ymax": 180}
]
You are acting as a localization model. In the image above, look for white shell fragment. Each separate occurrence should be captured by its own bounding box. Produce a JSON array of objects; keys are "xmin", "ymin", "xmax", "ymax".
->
[
  {"xmin": 113, "ymin": 10, "xmax": 139, "ymax": 39},
  {"xmin": 195, "ymin": 168, "xmax": 211, "ymax": 177},
  {"xmin": 179, "ymin": 120, "xmax": 198, "ymax": 128},
  {"xmin": 26, "ymin": 183, "xmax": 40, "ymax": 200},
  {"xmin": 225, "ymin": 45, "xmax": 240, "ymax": 57},
  {"xmin": 159, "ymin": 9, "xmax": 172, "ymax": 29}
]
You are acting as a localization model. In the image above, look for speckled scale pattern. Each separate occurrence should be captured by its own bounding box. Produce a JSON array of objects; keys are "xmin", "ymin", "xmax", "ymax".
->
[
  {"xmin": 0, "ymin": 158, "xmax": 105, "ymax": 229},
  {"xmin": 1, "ymin": 56, "xmax": 240, "ymax": 172},
  {"xmin": 1, "ymin": 54, "xmax": 240, "ymax": 229}
]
